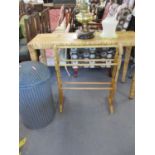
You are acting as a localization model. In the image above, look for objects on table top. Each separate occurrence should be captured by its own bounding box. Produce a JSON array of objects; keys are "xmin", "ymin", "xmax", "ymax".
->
[{"xmin": 101, "ymin": 16, "xmax": 118, "ymax": 38}]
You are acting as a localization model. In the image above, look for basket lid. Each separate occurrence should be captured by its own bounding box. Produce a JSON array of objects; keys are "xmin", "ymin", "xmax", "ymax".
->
[{"xmin": 19, "ymin": 61, "xmax": 51, "ymax": 88}]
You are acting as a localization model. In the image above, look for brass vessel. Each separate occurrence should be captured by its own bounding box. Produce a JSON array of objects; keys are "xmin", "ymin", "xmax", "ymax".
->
[{"xmin": 76, "ymin": 0, "xmax": 94, "ymax": 39}]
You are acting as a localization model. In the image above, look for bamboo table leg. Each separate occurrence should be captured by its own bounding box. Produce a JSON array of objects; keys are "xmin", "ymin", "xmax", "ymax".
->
[
  {"xmin": 53, "ymin": 47, "xmax": 64, "ymax": 112},
  {"xmin": 108, "ymin": 56, "xmax": 117, "ymax": 113},
  {"xmin": 122, "ymin": 47, "xmax": 132, "ymax": 82},
  {"xmin": 108, "ymin": 45, "xmax": 123, "ymax": 113},
  {"xmin": 27, "ymin": 45, "xmax": 38, "ymax": 61},
  {"xmin": 108, "ymin": 82, "xmax": 116, "ymax": 114},
  {"xmin": 129, "ymin": 72, "xmax": 135, "ymax": 99}
]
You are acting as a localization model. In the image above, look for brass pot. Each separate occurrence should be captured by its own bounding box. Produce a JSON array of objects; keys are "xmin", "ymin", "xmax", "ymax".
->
[{"xmin": 76, "ymin": 12, "xmax": 94, "ymax": 24}]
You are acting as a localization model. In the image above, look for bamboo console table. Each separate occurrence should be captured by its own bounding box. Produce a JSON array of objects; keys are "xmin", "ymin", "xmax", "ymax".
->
[{"xmin": 28, "ymin": 31, "xmax": 135, "ymax": 113}]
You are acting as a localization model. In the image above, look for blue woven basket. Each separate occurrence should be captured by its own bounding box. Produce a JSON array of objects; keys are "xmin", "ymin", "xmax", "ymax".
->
[{"xmin": 19, "ymin": 61, "xmax": 55, "ymax": 129}]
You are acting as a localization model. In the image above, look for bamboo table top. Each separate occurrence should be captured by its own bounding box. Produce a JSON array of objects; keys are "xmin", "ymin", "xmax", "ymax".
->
[{"xmin": 28, "ymin": 31, "xmax": 135, "ymax": 49}]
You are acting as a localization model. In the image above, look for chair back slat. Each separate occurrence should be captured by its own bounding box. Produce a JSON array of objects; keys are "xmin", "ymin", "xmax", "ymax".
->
[
  {"xmin": 24, "ymin": 13, "xmax": 42, "ymax": 42},
  {"xmin": 24, "ymin": 17, "xmax": 32, "ymax": 42},
  {"xmin": 40, "ymin": 8, "xmax": 51, "ymax": 33},
  {"xmin": 32, "ymin": 12, "xmax": 42, "ymax": 34},
  {"xmin": 19, "ymin": 0, "xmax": 26, "ymax": 20}
]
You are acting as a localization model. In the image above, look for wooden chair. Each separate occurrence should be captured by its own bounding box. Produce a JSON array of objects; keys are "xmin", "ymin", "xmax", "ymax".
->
[
  {"xmin": 23, "ymin": 14, "xmax": 42, "ymax": 61},
  {"xmin": 24, "ymin": 12, "xmax": 42, "ymax": 42},
  {"xmin": 24, "ymin": 10, "xmax": 49, "ymax": 63}
]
